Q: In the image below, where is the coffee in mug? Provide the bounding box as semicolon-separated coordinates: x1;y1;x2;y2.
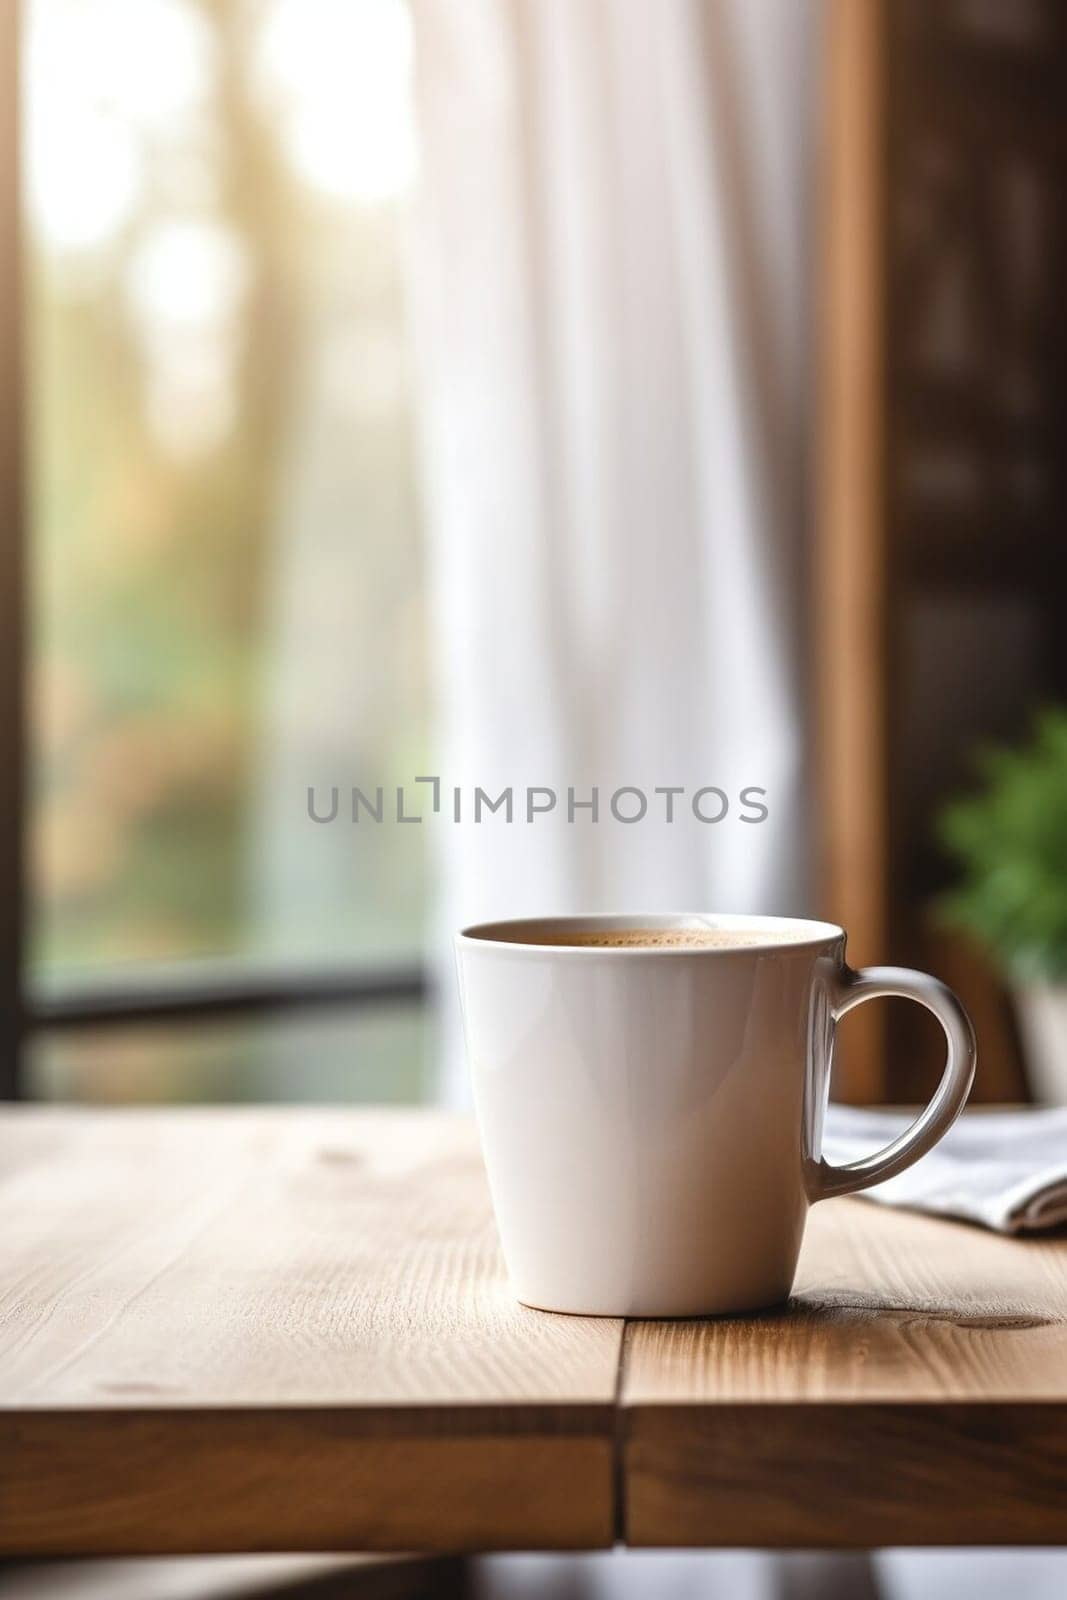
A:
525;926;796;949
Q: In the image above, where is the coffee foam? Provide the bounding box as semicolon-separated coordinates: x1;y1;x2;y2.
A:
530;927;793;950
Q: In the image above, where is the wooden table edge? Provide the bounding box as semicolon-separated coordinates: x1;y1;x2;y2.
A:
621;1399;1067;1548
0;1402;618;1556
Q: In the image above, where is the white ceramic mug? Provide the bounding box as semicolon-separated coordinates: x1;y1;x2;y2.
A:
455;913;976;1317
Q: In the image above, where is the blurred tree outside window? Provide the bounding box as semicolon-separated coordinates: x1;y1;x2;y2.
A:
24;0;430;1096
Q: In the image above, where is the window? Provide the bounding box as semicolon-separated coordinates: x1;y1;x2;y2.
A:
6;0;432;1100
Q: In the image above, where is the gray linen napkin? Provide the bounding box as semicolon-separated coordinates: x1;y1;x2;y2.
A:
822;1104;1067;1233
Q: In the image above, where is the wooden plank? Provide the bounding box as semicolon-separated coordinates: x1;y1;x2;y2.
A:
0;0;25;1099
0;1109;620;1554
813;0;890;1100
622;1196;1067;1547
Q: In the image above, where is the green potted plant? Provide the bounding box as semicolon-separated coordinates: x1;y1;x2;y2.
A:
938;707;1067;1103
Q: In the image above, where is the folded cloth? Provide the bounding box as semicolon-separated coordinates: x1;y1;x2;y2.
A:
822;1104;1067;1233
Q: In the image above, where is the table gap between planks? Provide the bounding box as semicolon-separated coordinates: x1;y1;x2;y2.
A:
3;1107;1067;1555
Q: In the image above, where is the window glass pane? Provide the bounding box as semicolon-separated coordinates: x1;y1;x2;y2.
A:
28;1004;433;1103
26;0;428;977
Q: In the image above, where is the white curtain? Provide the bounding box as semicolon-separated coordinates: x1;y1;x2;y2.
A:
411;0;818;1105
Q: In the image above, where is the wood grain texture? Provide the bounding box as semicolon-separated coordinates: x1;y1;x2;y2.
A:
8;1109;1067;1554
622;1196;1067;1547
0;1108;620;1554
814;0;890;1100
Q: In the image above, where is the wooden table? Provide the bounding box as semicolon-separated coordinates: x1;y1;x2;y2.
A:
3;1107;1067;1555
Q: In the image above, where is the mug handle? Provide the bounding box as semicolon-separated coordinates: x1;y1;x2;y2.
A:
814;965;977;1201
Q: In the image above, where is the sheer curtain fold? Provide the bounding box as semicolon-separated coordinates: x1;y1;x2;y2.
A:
411;0;818;1104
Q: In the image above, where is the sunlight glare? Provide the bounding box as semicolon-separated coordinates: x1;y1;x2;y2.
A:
124;218;249;459
254;0;417;204
25;0;215;253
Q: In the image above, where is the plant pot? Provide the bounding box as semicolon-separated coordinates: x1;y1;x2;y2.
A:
1015;982;1067;1105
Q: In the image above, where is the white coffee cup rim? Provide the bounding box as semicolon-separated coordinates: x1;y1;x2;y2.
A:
457;912;845;954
